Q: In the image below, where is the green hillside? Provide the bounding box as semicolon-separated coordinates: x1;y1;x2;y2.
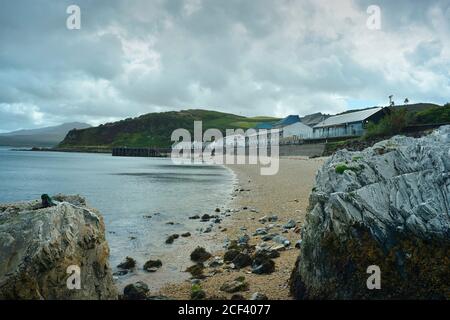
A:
59;109;279;149
413;103;450;124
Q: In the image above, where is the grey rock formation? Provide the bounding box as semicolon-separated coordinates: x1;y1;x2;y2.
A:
0;195;118;300
291;126;450;299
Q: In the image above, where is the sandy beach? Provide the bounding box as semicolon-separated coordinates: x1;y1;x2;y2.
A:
159;157;325;299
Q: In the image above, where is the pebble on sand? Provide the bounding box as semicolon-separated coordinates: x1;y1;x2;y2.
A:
143;259;162;272
117;256;136;270
220;277;249;293
165;234;179;244
190;247;212;263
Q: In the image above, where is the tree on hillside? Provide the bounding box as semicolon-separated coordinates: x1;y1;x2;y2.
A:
389;95;395;107
404;98;409;105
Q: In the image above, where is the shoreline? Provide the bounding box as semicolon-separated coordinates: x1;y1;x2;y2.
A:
9;146;113;154
112;162;238;294
0;146;326;299
157;156;325;299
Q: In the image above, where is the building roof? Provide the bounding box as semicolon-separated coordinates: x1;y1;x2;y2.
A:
313;107;384;128
300;112;329;127
273;115;300;127
283;121;313;130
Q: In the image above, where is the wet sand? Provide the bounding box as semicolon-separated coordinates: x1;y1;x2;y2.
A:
157;157;325;300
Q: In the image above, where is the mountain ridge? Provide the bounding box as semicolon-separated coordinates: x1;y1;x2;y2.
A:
0;122;91;147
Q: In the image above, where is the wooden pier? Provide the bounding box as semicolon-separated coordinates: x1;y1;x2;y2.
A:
112;147;171;157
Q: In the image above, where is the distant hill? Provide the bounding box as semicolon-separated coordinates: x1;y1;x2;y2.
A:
59;110;279;149
0;122;91;147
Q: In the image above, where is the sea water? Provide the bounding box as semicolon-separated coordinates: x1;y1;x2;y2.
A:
0;147;235;282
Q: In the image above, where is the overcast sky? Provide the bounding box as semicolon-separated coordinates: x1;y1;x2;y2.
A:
0;0;449;131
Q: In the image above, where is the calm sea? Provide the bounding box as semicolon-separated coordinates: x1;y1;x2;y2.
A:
0;147;235;271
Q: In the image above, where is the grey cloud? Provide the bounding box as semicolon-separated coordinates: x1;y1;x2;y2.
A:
405;40;443;66
0;0;449;131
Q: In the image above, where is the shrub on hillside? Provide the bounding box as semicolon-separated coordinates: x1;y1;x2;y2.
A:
364;109;411;139
414;105;450;124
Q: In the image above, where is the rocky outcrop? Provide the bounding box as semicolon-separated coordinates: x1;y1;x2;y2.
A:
291;126;450;299
0;195;118;299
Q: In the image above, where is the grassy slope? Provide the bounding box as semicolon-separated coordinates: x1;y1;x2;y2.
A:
389;103;442;114
413;104;450;124
59;109;279;148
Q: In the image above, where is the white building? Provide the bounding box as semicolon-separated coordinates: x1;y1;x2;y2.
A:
313;107;388;139
281;121;313;139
